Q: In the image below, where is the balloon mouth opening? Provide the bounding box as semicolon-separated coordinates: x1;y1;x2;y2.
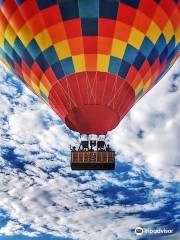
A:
65;104;120;135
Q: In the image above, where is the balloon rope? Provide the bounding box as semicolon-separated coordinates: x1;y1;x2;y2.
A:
58;80;77;110
108;73;119;108
86;72;96;104
85;72;90;104
101;73;108;104
116;85;134;116
107;78;127;107
75;73;83;105
113;81;132;110
66;76;76;109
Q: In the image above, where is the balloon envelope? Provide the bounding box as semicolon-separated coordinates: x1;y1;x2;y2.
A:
0;0;179;134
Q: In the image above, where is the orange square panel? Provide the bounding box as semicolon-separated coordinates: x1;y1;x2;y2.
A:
10;10;26;32
68;37;84;55
153;6;169;30
114;21;131;42
133;10;151;34
22;61;31;76
169;8;180;31
40;74;52;91
45;68;58;85
48;22;66;43
31;62;43;79
27;13;45;36
84;54;97;71
98;37;113;55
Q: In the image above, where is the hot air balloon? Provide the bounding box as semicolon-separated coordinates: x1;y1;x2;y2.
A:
0;0;179;170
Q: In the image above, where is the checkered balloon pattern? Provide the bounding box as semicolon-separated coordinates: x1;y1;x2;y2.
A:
0;0;179;134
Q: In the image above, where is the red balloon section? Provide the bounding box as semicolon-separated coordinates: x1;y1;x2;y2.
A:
0;0;179;134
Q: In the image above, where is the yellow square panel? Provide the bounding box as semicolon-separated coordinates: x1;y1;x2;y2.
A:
4;25;16;46
22;71;31;85
111;39;126;59
128;27;144;49
146;21;161;44
135;81;143;95
17;24;33;47
32;81;40;94
54;40;71;60
163;21;174;43
72;54;85;72
35;29;52;51
40;75;51;91
0;56;11;70
97;54;110;72
143;79;151;92
0;33;5;49
40;82;49;97
175;26;180;44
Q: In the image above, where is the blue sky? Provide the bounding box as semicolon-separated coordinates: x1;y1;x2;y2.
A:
0;60;180;240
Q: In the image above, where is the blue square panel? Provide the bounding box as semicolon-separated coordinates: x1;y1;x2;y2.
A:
140;37;154;58
133;52;146;70
147;47;158;65
40;90;48;102
36;53;49;71
120;0;140;8
155;34;166;55
52;61;65;79
118;60;131;78
36;0;57;10
43;46;59;66
108;56;121;74
13;50;22;66
135;89;143;101
79;0;99;18
167;36;175;56
15;0;26;5
99;0;118;19
61;57;75;75
14;38;26;57
123;44;138;64
5;54;14;68
159;47;168;64
27;39;41;60
81;18;98;36
60;0;79;20
0;0;5;6
0;48;5;59
22;49;33;67
4;40;13;58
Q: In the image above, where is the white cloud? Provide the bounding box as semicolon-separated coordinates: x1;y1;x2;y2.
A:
110;59;180;182
0;167;164;239
0;59;179;240
0;221;23;236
